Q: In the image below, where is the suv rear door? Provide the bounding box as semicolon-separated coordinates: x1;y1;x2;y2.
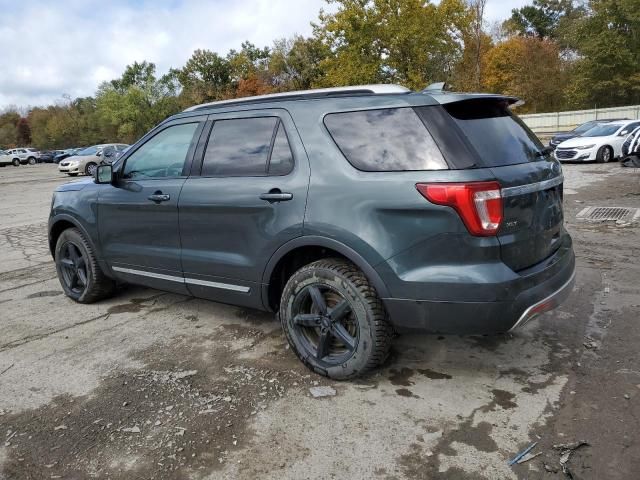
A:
178;109;310;309
432;98;566;271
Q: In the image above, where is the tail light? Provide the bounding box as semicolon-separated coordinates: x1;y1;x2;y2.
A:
416;181;503;236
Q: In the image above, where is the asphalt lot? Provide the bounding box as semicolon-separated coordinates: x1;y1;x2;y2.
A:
0;163;639;480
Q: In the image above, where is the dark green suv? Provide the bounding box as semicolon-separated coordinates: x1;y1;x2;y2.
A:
48;85;575;379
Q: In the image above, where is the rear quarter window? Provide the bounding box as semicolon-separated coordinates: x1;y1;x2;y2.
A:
324;107;447;171
441;99;547;167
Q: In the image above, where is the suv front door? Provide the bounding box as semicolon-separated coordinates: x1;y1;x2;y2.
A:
179;110;310;309
98;117;205;294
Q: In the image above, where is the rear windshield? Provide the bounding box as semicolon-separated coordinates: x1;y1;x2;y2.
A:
443;99;547;167
324;107;447;171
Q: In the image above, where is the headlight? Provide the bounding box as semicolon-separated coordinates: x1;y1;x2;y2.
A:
575;144;595;150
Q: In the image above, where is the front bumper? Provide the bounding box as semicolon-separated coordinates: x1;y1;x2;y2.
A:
379;236;576;334
554;148;597;162
59;164;80;173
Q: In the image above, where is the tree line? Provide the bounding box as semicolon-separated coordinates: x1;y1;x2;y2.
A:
1;0;638;150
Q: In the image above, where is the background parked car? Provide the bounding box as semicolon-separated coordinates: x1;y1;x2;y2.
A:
38;150;64;163
554;120;640;162
98;144;129;165
0;150;15;166
5;148;40;165
548;118;629;149
58;144;128;176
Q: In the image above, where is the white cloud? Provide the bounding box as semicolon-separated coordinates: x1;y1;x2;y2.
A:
0;0;523;108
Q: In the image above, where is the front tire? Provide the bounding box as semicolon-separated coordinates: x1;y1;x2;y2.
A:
596;145;613;163
12;159;19;167
85;162;97;176
55;228;115;303
280;258;392;379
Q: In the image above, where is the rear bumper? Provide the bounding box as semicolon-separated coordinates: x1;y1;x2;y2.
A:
508;268;575;331
379;236;576;334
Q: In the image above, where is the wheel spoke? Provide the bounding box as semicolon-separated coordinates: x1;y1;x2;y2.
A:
69;272;79;290
293;313;322;327
316;329;331;360
307;286;327;315
329;299;351;321
60;258;74;267
330;323;356;351
67;244;80;264
77;267;88;287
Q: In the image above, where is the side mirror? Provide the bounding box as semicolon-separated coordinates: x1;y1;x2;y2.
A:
96;151;102;157
95;164;113;184
620;130;629;136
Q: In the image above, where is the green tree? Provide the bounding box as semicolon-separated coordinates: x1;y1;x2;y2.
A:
269;36;329;90
0;110;20;148
96;62;181;143
175;49;231;104
504;0;581;39
483;36;566;113
565;0;640;108
313;0;473;90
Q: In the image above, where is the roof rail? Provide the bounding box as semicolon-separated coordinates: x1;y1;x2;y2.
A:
183;84;411;112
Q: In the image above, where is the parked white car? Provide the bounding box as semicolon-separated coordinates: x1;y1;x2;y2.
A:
4;148;40;165
554;120;640;163
0;150;16;166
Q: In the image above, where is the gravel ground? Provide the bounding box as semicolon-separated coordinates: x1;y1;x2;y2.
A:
0;162;639;480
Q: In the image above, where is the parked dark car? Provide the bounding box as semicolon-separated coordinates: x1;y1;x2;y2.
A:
48;85;575;379
54;148;81;164
38;150;64;163
549;119;629;149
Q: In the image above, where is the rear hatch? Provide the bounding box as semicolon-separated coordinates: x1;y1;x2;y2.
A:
436;98;564;272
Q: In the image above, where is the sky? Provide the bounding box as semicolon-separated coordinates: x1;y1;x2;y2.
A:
0;0;529;109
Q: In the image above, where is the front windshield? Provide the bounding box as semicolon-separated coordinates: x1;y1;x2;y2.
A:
573;122;597;134
77;146;98;156
581;124;621;137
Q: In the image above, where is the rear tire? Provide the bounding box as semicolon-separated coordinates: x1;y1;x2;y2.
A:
280;258;393;379
596;145;613;163
55;228;115;303
27;157;36;165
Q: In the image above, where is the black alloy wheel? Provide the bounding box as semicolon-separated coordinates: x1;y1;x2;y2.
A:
280;258;392;379
54;228;115;303
291;284;358;364
58;241;89;295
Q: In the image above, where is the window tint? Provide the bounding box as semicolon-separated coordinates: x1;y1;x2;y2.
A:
268;123;294;175
123;122;198;179
324;108;447;171
203;117;278;176
442;99;546;167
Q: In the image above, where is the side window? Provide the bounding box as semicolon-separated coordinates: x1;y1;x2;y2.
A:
267;122;294;175
123;123;199;179
202;117;278;176
324;108;447;171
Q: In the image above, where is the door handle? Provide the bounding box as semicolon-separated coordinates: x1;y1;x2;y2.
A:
260;189;293;202
148;192;170;203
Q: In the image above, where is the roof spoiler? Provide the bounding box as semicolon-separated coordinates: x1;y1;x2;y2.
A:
422;82;447;92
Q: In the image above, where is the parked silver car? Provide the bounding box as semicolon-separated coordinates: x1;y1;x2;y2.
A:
58;144;128;176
